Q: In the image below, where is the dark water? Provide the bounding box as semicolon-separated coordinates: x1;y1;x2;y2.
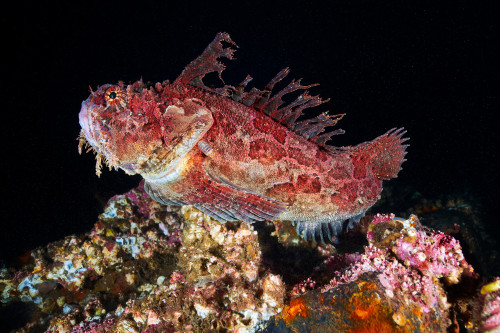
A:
2;1;498;273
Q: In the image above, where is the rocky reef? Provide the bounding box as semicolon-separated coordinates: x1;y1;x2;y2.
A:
1;183;498;332
264;214;477;332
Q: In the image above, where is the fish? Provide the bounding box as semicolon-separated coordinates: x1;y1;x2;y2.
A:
78;32;408;243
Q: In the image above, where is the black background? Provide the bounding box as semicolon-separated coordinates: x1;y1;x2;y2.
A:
2;1;499;264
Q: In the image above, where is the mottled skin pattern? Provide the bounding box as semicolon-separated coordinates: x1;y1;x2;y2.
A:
79;33;407;243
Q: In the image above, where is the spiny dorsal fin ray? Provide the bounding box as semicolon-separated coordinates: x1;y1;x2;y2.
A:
230;75;253;102
254;68;291;110
180;33;345;147
174;32;237;90
291;112;345;139
311;129;346;145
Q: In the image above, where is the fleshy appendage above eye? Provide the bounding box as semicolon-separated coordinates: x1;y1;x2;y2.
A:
104;85;126;107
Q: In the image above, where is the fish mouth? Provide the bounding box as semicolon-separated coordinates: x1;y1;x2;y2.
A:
78;98;155;176
78;92;170;176
78;99;121;176
78;100;100;151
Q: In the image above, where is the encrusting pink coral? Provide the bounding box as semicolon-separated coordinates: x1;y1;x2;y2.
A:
290;278;316;298
322;215;474;311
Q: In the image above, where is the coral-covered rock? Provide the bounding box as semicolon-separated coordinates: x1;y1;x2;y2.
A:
374;185;500;278
265;273;447;332
176;206;285;331
1;188;494;333
264;214;477;332
1;184;182;332
1;186;285;332
368;214;473;285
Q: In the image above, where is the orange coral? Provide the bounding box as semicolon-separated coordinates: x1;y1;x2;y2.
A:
281;297;308;323
336;281;409;333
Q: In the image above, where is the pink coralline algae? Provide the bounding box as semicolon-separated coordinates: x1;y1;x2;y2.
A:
290;278;316;298
322;214;474;302
371;214;473;284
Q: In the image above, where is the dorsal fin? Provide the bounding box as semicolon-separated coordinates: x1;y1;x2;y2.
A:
174;32;236;95
176;32;345;148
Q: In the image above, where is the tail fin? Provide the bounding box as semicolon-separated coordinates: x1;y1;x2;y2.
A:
350;128;409;180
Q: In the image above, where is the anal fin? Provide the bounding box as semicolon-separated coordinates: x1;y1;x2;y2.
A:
295;220;342;244
295;212;365;244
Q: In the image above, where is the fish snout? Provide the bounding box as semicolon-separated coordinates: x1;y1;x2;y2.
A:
78;100;100;149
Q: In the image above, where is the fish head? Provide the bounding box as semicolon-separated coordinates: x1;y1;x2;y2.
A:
78;80;171;176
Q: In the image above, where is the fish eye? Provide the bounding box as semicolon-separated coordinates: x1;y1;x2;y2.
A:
104;86;125;106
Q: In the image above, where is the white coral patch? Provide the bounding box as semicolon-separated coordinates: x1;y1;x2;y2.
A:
194;303;216;318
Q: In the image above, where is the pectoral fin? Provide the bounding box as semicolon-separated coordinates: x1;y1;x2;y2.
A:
144;155;287;223
144;181;186;206
183;166;287;223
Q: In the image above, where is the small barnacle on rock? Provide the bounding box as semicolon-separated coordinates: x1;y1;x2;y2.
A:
114;317;140;333
367;213;405;248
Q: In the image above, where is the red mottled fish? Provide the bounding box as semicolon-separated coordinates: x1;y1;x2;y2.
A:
78;33;408;243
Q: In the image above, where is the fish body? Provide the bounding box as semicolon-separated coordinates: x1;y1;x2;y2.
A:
78;33;408;243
